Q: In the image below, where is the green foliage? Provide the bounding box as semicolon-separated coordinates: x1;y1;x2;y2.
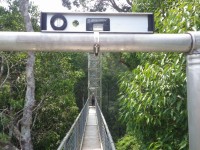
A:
0;2;84;149
118;0;200;149
0;133;9;142
101;53;128;140
0;0;39;32
116;134;144;150
0;112;10;132
119;53;188;149
154;1;200;33
0;0;25;31
32;52;83;149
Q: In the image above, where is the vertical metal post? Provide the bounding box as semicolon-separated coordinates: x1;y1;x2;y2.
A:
88;53;102;107
187;54;200;150
82;96;84;108
88;26;103;107
187;32;200;150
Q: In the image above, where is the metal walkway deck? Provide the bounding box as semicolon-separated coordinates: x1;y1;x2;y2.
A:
82;106;102;150
57;99;115;150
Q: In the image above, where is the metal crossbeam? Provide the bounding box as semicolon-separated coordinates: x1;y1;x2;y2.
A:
0;32;197;52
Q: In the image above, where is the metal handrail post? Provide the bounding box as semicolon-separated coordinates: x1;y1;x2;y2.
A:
78;118;81;148
187;54;200;150
186;32;200;150
74;131;76;149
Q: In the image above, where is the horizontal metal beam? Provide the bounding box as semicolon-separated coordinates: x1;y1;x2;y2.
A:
0;32;198;52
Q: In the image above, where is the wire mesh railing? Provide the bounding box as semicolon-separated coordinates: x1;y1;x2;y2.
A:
96;99;116;150
57;98;89;150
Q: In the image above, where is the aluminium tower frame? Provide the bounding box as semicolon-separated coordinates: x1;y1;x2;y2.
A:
0;32;200;150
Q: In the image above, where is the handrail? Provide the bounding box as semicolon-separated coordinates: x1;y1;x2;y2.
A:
96;99;116;150
57;98;89;150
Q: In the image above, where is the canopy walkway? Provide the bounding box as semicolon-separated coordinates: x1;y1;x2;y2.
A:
57;98;115;150
1;13;200;149
57;30;112;149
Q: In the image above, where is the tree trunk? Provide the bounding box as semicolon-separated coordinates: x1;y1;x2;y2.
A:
19;0;35;149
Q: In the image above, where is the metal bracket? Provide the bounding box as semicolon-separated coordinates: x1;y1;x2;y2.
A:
93;31;100;56
93;43;100;56
188;32;200;54
93;25;103;56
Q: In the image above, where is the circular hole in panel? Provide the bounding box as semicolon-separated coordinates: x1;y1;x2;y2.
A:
54;18;64;28
72;20;79;27
50;14;67;30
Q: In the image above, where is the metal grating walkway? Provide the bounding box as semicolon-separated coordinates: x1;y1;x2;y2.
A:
81;106;102;150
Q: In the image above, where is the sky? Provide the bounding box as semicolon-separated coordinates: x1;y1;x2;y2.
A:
31;0;115;12
0;0;123;12
31;0;68;12
0;0;69;12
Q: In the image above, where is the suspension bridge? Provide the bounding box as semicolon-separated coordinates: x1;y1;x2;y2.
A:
56;49;114;149
57;98;115;150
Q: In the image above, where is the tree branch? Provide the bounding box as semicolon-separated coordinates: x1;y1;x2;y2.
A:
12;125;21;141
0;56;10;88
0;55;3;79
31;98;45;129
126;0;132;6
109;0;124;12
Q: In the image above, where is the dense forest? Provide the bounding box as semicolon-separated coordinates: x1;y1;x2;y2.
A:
0;0;200;149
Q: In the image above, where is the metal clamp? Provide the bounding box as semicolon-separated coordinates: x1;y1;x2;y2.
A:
93;31;100;56
188;32;200;54
93;25;103;56
93;43;100;56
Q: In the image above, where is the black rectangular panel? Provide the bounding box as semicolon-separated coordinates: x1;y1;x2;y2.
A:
148;14;154;32
86;18;110;31
40;13;47;31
